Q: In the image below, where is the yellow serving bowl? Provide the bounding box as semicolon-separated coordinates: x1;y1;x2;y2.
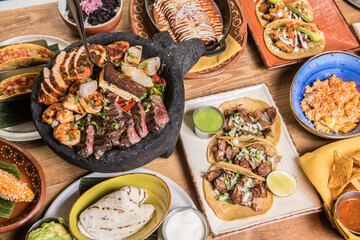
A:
68;173;171;240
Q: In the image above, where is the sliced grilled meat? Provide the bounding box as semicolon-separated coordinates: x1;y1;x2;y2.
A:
118;118;142;148
214;177;227;194
204;169;223;182
60;48;78;86
89;44;108;67
230;185;243;205
143;95;169;132
259;2;271;13
75;117;95;158
132;102;149;138
106;41;130;64
251;182;267;198
213;139;226;161
256;162;272;177
252;199;261;212
254;106;277;128
100;63;147;100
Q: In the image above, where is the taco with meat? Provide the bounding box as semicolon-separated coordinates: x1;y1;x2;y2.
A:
203;162;273;221
216;97;281;145
256;0;314;27
0;72;38;101
207;138;282;177
0;43;54;71
264;19;325;60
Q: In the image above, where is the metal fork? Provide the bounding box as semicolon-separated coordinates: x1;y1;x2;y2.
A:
67;0;103;74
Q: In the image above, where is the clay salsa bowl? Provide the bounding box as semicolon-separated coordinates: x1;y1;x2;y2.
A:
58;0;124;36
31;32;205;172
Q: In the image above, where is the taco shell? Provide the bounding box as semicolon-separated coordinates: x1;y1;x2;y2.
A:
0;72;39;101
207;137;280;171
0;43;54;71
264;19;325;60
216;97;281;145
256;0;314;27
203;162;273;221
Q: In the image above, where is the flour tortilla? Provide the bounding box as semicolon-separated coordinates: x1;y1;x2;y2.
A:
256;0;314;27
0;44;54;71
203;162;273;221
216;97;281;145
78;186;155;240
207;137;281;171
264;19;325;60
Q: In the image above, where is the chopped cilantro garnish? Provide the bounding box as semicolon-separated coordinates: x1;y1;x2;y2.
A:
269;133;274;138
111;122;120;130
74;95;79;105
127;52;135;59
96;112;107;119
90;121;99;130
87;99;96;106
258;117;269;123
68;132;73;141
138;61;148;69
266;162;271;166
80;60;90;69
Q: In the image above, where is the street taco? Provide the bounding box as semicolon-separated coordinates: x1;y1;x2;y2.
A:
264;19;325;60
203;162;273;221
0;43;54;71
256;0;314;27
216;97;281;145
207;137;282;177
0;72;38;101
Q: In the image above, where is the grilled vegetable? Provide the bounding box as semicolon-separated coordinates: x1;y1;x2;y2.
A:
0;168;34;202
0;162;20;218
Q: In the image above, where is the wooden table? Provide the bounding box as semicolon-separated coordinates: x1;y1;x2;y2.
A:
0;1;359;239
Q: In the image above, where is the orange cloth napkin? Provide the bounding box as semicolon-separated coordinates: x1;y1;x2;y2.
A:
298;137;360;239
188;35;242;73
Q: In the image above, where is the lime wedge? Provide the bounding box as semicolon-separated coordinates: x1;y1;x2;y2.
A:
266;171;297;197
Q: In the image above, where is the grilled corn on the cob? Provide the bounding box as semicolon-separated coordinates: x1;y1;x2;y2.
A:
0;169;34;202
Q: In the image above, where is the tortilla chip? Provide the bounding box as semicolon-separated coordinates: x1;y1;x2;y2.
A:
351;150;360;167
339;183;358;196
350;174;360;191
328;151;353;200
352;166;360;176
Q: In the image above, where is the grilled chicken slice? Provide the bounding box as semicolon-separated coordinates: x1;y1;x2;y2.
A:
106;41;130;64
60;48;78;85
42;67;64;99
70;46;93;80
89;44;108;67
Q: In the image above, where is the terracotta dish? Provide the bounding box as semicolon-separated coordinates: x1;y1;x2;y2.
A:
129;0;248;79
240;0;360;69
0;137;46;233
58;0;124;36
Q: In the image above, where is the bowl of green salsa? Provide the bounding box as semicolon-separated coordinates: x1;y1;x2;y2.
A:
193;106;224;139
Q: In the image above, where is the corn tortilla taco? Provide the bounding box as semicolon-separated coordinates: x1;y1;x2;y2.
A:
0;72;38;101
203;162;273;221
216;97;281;145
256;0;314;27
0;43;54;71
207;137;282;177
264;19;325;60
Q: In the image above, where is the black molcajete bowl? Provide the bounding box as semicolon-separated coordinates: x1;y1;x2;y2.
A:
31;31;205;172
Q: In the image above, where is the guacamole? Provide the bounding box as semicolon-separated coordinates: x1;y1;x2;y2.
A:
26;217;73;240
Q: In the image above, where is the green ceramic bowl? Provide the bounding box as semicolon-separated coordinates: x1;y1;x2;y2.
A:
68;173;171;240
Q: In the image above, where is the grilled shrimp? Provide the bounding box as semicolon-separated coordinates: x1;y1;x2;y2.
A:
63;94;84;114
55;108;74;124
53;123;80;147
42;103;62;124
79;91;103;114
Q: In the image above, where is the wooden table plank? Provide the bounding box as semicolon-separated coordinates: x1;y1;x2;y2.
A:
0;0;359;239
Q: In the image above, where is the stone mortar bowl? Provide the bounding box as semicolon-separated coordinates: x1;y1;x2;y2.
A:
31;31;205;172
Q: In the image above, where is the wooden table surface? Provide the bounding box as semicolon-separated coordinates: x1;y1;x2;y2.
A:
0;1;359;239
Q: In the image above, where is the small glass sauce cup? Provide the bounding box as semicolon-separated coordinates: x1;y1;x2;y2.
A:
192;105;224;139
162;207;209;240
335;191;360;235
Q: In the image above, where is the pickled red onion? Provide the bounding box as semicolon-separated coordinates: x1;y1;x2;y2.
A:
80;0;103;15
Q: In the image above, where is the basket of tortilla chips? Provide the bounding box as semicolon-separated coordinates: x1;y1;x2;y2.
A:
298;137;360;239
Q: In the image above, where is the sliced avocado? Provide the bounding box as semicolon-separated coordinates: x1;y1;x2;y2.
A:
295;27;322;42
267;0;283;5
286;5;313;23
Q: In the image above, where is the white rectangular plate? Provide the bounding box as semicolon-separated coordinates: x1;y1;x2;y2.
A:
180;84;322;237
